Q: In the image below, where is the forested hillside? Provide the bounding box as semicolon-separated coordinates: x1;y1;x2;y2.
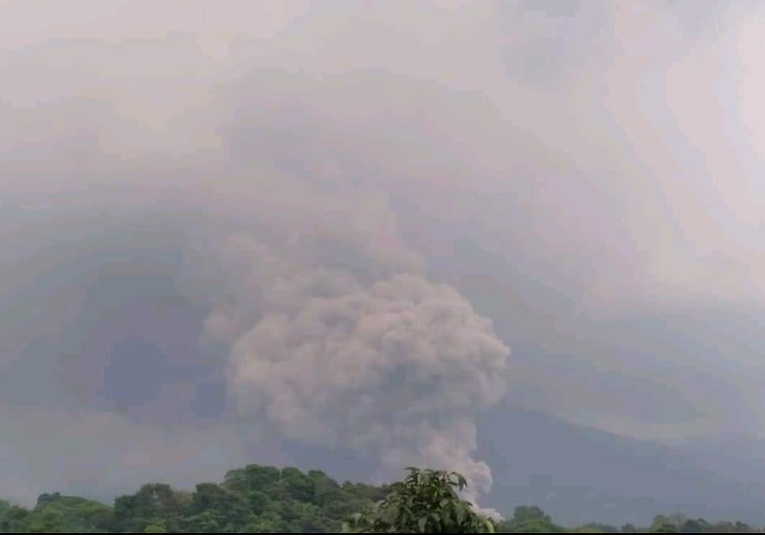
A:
0;464;760;533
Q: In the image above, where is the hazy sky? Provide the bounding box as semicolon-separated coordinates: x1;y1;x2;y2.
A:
1;0;765;506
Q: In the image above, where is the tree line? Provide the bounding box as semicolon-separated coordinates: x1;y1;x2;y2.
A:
0;464;760;533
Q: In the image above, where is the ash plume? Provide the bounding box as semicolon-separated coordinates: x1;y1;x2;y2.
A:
183;194;511;510
7;0;763;508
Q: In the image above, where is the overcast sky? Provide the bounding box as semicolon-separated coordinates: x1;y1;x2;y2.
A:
1;0;764;506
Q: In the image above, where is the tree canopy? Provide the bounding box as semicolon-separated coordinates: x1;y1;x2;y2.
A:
0;464;761;533
343;467;495;533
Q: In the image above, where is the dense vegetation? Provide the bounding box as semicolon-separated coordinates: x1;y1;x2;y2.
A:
0;463;761;533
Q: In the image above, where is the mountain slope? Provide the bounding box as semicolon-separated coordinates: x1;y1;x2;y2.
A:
477;407;765;526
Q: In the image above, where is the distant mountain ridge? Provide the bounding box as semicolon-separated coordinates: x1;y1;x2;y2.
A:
16;406;765;529
477;406;765;526
269;406;765;527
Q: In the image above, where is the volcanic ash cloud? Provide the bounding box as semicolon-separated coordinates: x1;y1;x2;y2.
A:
197;229;510;508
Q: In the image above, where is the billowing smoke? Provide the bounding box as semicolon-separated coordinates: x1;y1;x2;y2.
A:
0;0;518;504
10;0;765;509
179;178;510;510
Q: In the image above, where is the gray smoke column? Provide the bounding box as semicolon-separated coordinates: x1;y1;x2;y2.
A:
188;188;510;511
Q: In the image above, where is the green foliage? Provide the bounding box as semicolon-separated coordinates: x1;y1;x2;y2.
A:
574;523;619;533
0;493;112;533
345;467;496;533
111;484;188;533
143;521;168;533
0;465;762;533
0;502;30;533
495;505;565;533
